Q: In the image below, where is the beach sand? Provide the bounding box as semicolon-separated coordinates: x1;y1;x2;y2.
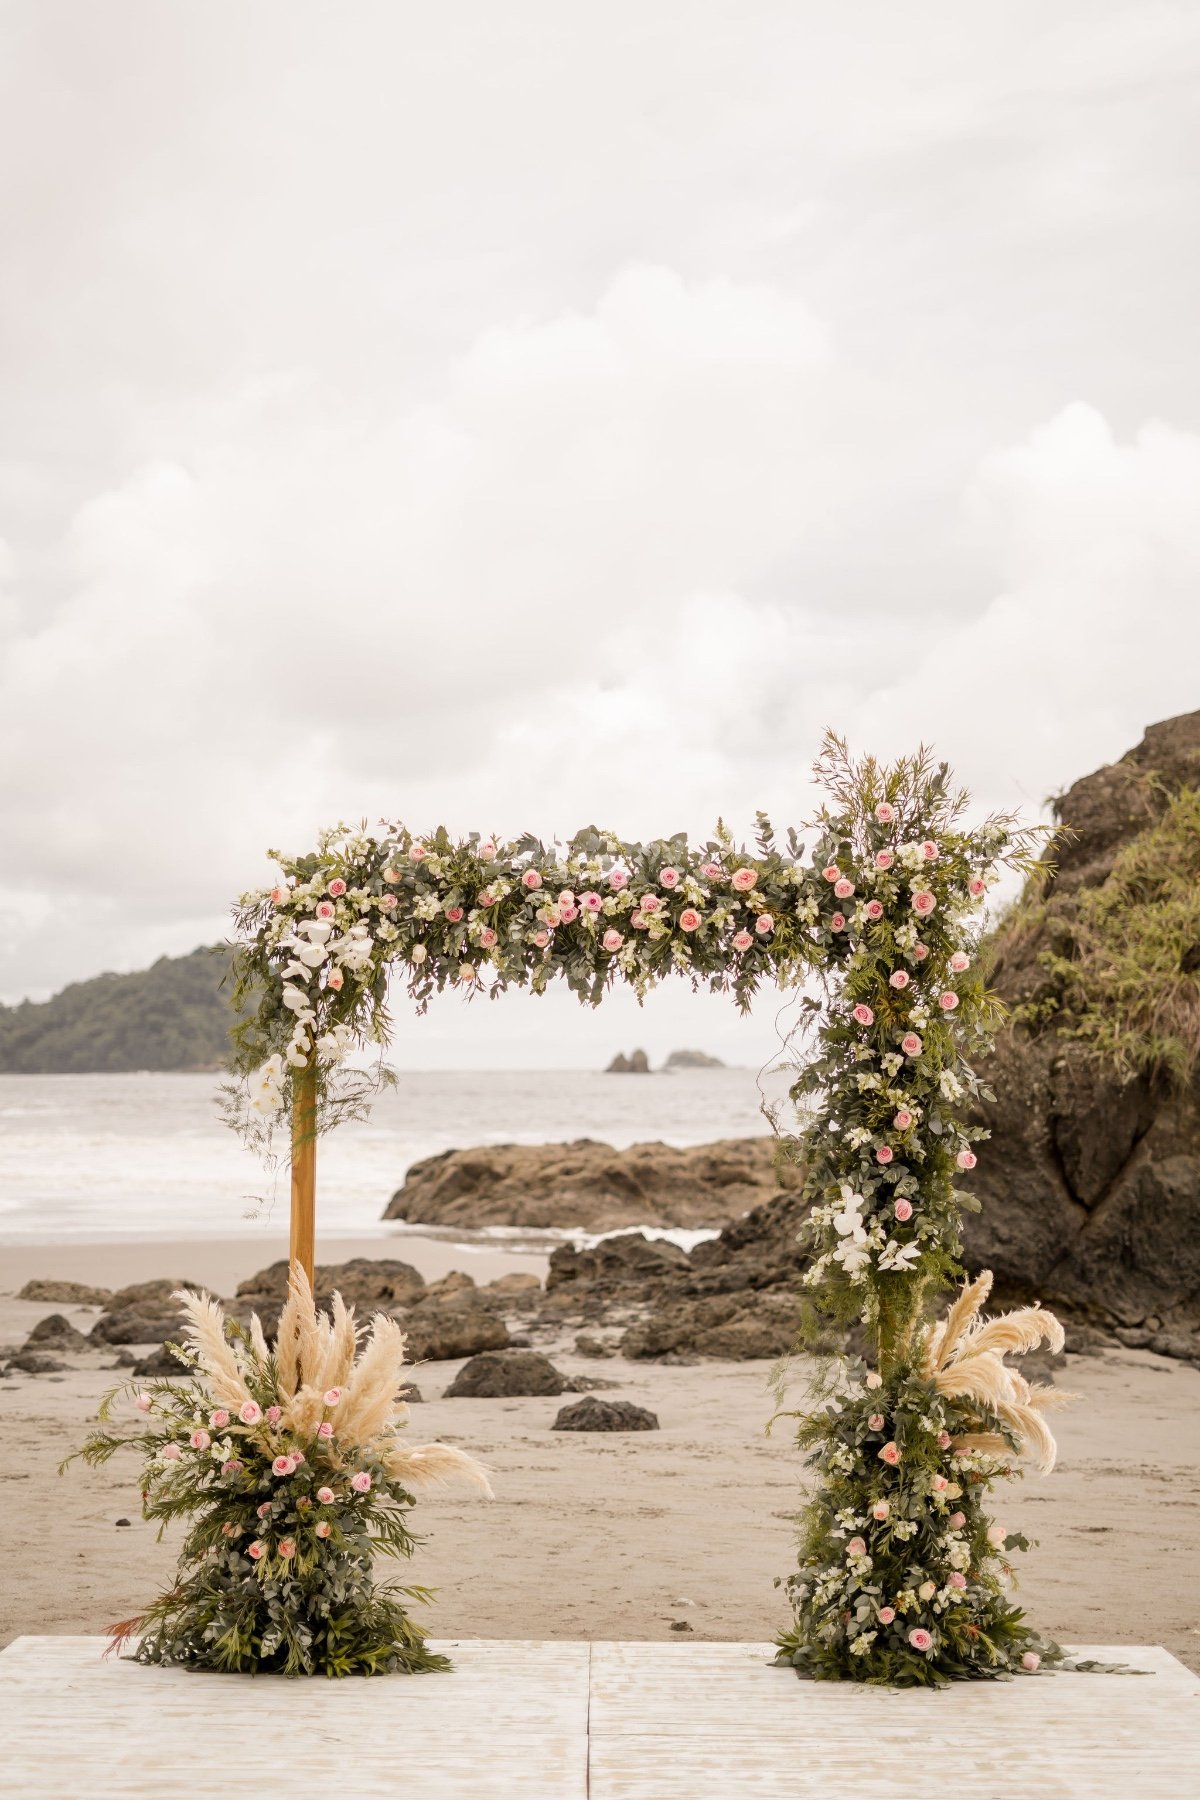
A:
2;1236;1198;1670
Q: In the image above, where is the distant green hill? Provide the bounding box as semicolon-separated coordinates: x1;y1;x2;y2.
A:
0;946;239;1073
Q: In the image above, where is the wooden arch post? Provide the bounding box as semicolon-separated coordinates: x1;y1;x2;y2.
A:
289;1065;317;1286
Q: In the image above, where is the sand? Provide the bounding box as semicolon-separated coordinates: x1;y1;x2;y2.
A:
2;1235;1198;1670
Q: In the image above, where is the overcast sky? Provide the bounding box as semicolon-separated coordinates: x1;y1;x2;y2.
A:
2;1;1199;1067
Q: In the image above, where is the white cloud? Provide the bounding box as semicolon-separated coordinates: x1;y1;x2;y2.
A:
1;4;1198;1070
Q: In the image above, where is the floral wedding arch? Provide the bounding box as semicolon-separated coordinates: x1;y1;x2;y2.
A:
76;736;1070;1686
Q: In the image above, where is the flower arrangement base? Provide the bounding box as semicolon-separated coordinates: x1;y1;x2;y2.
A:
67;1272;491;1679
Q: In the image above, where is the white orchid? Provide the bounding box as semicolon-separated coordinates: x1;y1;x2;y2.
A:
878;1238;922;1273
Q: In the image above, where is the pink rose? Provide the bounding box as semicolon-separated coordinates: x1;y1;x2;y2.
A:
868;1414;885;1430
315;1521;332;1539
521;869;543;891
732;930;753;952
876;1145;894;1165
949;951;970;973
278;1538;296;1558
921;841;939;862
458;963;476;983
701;862;722;879
987;1524;1008;1548
189;1429;211;1451
608;868;629;890
969;876;987;897
822;865;840;883
908;1628;933;1652
326;968;345;990
271;886;289;905
409;844;426;862
846;1537;867;1558
659;867;680;888
901;1032;923;1057
640;894;662;914
948;1572;967;1589
272;1456;294;1477
956;1149;977;1170
559;905;578;923
478;890;496;907
865;1371;882;1390
939;990;959;1011
875;803;895;824
602;929;622;952
239;1401;262;1425
865;899;884;921
378;893;398;910
478;842;497;862
754;914;773;935
834;878;855;899
133;1393;152;1413
327;878;347;897
830;912;846;931
350;1472;372;1494
872;1499;890;1521
932;1474;948;1492
257;1501;272;1517
266;1406;282;1425
315;901;335;921
852;1003;875;1026
732;867;758;892
889;969;910;989
949;1511;966;1530
894;1198;913;1222
937;1431;952;1449
445;905;464;923
581;891;602;912
878;1442;900;1466
893;1108;913;1130
161;1442;181;1461
382;866;401;883
317;1421;334;1439
248;1540;265;1560
913;942;929;961
911;890;936;916
479;927;497;949
220;1460;242;1476
558;889;576;909
875;850;894;870
877;1606;896;1624
317;1486;335;1504
292;1450;305;1465
631;912;647;930
679;909;702;932
1022;1651;1041;1671
533;930;550;948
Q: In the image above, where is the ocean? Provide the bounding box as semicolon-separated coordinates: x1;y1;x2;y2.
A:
0;1066;794;1250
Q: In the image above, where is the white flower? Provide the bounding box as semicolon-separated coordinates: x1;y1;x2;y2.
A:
281;984;315;1018
877;1239;922;1273
410;944;428;965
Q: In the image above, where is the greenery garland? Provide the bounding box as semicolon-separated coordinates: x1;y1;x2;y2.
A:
87;731;1067;1685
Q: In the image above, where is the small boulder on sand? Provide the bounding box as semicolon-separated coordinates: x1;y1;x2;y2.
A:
445;1349;567;1398
25;1314;90;1352
552;1396;659;1432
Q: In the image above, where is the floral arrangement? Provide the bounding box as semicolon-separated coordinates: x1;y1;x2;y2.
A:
215;731;1073;1687
67;1270;490;1677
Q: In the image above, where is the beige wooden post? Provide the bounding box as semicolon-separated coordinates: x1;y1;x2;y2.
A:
289;1065;318;1286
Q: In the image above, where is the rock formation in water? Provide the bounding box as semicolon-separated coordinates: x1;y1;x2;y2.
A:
606;1048;651;1073
382;1136;789;1233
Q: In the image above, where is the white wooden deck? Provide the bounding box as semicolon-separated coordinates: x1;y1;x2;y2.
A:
0;1637;1195;1799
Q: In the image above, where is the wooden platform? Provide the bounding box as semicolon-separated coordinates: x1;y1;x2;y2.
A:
1;1637;1195;1798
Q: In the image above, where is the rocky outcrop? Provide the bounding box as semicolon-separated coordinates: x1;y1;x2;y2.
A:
236;1258;426;1311
18;1279;111;1307
663;1049;725;1070
401;1305;510;1363
384;1137;795;1233
964;711;1200;1333
606;1049;650;1073
25;1314;89;1351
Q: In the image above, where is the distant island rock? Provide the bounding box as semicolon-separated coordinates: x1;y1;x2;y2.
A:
663;1049;726;1070
606;1048;650;1073
0;945;245;1074
383;1136;791;1233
